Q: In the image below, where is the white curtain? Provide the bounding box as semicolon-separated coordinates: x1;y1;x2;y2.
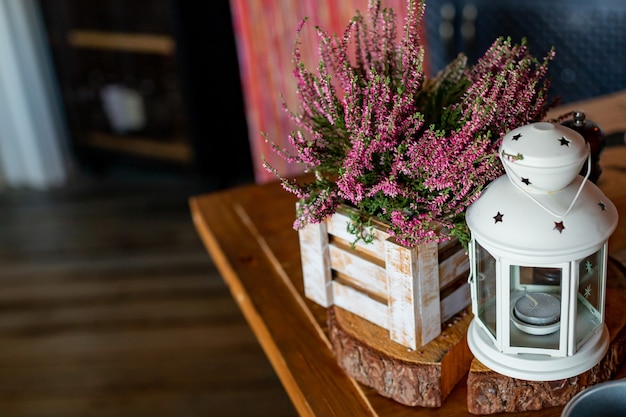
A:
0;0;71;189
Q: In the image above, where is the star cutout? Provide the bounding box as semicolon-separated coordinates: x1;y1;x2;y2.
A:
554;221;565;233
559;136;571;146
584;284;592;298
585;260;593;273
521;177;532;185
598;201;606;211
493;212;504;223
512;133;522;141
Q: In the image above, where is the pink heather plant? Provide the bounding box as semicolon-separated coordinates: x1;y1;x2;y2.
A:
262;0;556;248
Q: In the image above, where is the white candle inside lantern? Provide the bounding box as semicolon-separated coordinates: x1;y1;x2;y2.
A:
514;293;561;325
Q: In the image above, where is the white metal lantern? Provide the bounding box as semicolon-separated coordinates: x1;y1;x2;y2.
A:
465;122;619;381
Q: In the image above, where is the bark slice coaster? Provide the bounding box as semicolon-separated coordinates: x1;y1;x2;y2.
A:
328;305;473;407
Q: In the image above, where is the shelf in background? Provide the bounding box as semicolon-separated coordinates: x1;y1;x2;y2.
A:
82;131;193;164
68;30;175;54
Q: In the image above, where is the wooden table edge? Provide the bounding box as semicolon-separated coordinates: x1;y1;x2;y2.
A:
189;193;378;417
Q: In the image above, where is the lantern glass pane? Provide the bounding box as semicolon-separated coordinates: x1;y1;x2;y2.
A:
475;242;496;337
575;248;604;347
510;265;562;350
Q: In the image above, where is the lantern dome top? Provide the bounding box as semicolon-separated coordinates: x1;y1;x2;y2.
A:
500;122;588;193
466;175;618;261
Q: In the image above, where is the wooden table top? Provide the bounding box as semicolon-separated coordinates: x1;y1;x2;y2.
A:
190;90;626;417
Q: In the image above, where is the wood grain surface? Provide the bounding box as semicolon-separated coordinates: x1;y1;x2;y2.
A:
0;173;296;417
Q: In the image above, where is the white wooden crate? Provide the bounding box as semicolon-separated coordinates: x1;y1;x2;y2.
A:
298;205;470;349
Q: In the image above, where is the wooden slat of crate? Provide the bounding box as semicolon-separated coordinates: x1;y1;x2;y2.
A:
328;244;387;297
442;282;471;323
325;208;390;255
332;281;389;329
386;240;441;348
439;246;470;287
299;220;332;307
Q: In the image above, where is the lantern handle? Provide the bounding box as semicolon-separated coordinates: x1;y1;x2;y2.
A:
504;147;591;220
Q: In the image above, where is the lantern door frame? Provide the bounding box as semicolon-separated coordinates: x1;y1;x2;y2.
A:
499;259;570;357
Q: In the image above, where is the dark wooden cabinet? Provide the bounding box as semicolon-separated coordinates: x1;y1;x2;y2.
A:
39;1;253;186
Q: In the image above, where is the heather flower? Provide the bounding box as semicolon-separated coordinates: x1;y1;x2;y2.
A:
262;0;556;248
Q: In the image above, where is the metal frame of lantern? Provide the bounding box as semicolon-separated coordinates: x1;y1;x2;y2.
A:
465;122;619;381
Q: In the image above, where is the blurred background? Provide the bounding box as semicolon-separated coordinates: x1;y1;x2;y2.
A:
0;0;625;416
3;0;625;191
14;0;254;192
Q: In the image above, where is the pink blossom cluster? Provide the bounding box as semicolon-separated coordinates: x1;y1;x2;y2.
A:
263;0;556;248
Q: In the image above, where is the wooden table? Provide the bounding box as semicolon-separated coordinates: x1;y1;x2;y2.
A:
190;90;626;417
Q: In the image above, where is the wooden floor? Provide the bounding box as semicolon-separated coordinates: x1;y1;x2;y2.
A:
0;169;298;417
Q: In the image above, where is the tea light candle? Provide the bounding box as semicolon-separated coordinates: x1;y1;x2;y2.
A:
514;293;561;326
